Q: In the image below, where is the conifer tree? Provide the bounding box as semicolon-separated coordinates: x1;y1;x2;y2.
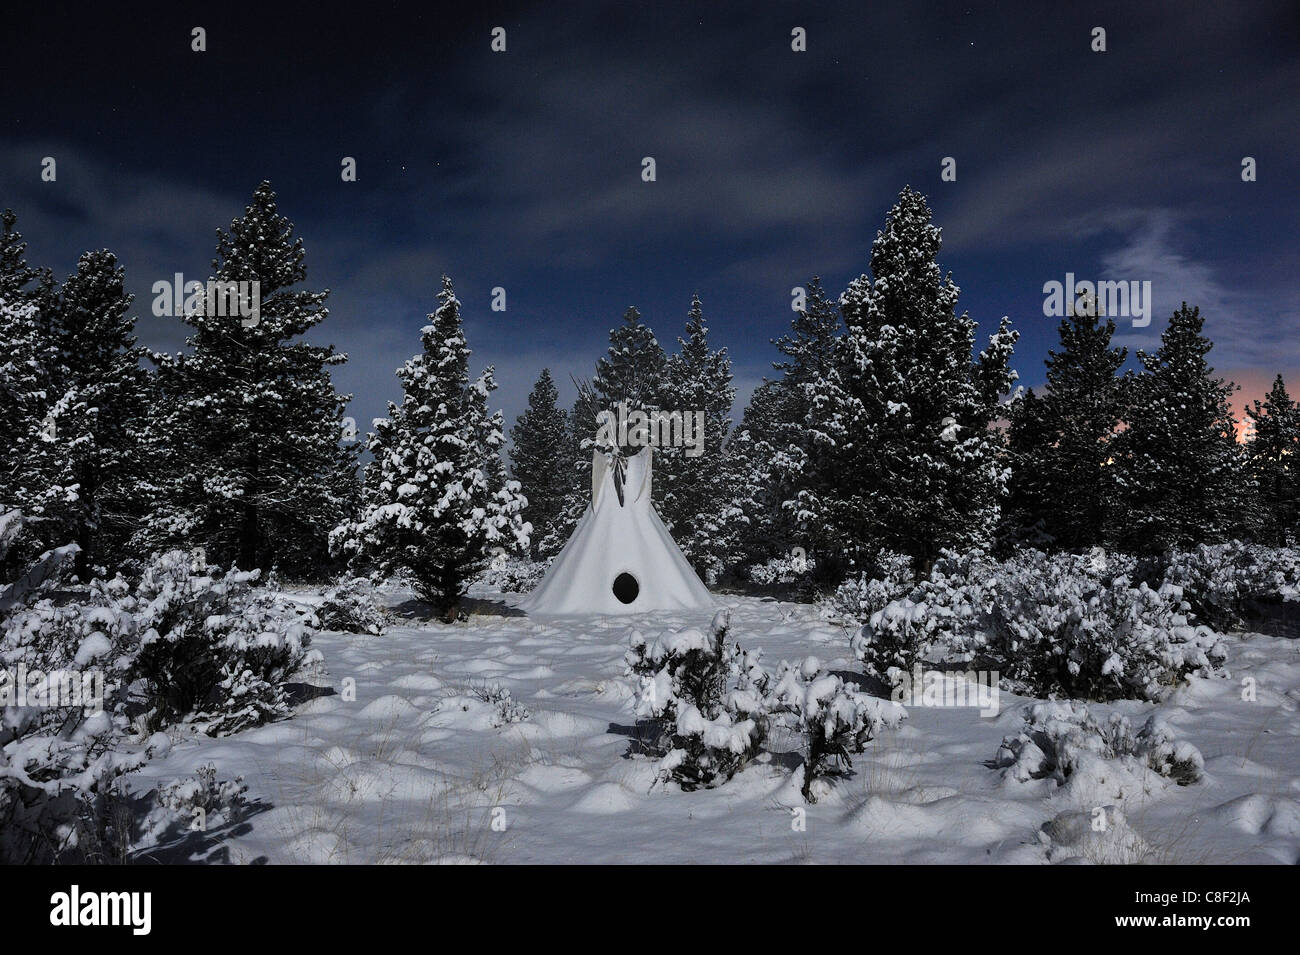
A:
509;369;571;559
0;293;47;519
736;277;843;569
333;277;529;620
0;210;51;304
1003;309;1127;551
591;305;668;450
140;182;357;573
1245;374;1300;545
536;385;595;557
32;251;153;574
806;187;1017;576
1107;303;1243;554
0;212;62;566
658;295;737;579
729;379;789;567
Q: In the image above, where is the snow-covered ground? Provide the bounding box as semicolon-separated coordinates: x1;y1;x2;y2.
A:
130;584;1300;864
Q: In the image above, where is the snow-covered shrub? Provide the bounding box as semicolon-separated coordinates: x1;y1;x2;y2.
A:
769;656;907;802
995;701;1204;787
471;681;531;727
138;764;249;852
1037;805;1152;865
821;551;914;623
851;598;937;684
317;576;387;634
850;549;998;684
625;609;770;789
0;536;158;862
156;764;247;821
858;549;1227;701
1162;541;1300;631
478;555;547;594
747;553;816;588
128;550;320;736
656;704;766;791
975;551;1227;701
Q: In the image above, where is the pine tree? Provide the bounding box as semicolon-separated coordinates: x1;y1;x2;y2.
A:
0;212;62;568
1000;388;1054;549
509;369;571;559
729;379;790;566
1003;309;1127;551
1107;303;1243;554
807;187;1017;576
546;306;672;552
0;212;55;463
333;277;529;620
0;210;49;303
0;293;47;519
536;384;596;557
591;305;668;449
657;295;737;580
1245;374;1300;545
734;278;843;570
29;251;153;575
139;182;357;573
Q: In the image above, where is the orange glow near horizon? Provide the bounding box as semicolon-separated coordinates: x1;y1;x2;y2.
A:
1224;367;1300;444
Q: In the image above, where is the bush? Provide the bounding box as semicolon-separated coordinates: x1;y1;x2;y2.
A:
822;551;914;623
156;764;247;821
317;576;387;634
850;549;994;684
470;681;531;727
855;549;1229;701
478;555;547;594
625;609;770;790
995;701;1204;787
747;553;816;588
1162;541;1300;631
977;552;1227;701
852;598;937;684
128;551;320;736
769;656;907;802
0;533;156;863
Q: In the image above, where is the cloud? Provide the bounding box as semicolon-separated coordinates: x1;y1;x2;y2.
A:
1099;211;1300;371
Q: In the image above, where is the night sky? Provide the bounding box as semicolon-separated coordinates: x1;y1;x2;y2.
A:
4;0;1298;443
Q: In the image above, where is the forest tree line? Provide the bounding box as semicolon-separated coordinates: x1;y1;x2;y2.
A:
3;184;1297;616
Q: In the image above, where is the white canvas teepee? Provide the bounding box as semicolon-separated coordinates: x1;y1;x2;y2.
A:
521;447;714;615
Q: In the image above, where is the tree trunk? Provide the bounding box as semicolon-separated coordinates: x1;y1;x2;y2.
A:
239;444;259;570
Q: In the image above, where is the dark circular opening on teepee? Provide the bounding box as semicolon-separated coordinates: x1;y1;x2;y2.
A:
612;572;640;604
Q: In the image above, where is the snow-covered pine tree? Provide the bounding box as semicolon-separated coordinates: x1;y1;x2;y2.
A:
536;386;591;556
332;277;529;621
657;295;737;580
0;210;54;306
0;297;50;579
806;187;1017;577
732;278;843;573
1244;374;1299;545
1000;387;1054;550
138;182;357;574
1107;303;1244;554
728;380;787;569
591;305;668;447
0;211;63;568
509;368;571;559
29;251;153;576
0;294;46;501
1003;308;1127;552
545;307;672;551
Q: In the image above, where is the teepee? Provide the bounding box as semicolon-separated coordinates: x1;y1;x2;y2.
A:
521;447;714;615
